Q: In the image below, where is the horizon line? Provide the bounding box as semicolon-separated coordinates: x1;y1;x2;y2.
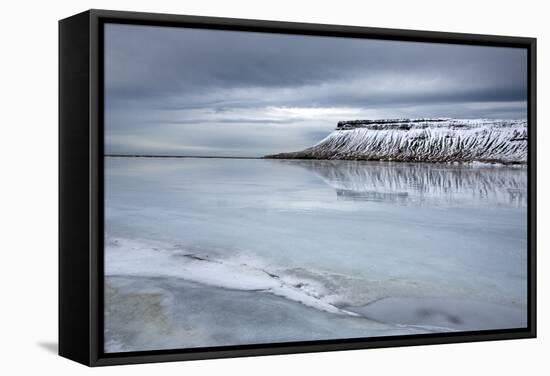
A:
105;154;263;159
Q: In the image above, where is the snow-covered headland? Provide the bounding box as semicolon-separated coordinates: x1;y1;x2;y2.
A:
266;118;527;164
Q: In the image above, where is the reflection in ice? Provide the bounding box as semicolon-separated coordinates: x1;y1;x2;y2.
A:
282;160;527;207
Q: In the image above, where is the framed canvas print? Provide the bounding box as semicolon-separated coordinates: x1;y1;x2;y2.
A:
59;9;537;366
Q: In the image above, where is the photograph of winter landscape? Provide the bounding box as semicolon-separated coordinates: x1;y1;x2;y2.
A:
103;23;528;353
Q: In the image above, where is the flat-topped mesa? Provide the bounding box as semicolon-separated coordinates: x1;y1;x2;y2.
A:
336;118;450;130
265;118;528;164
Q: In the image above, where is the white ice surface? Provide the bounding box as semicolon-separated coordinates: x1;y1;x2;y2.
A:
104;158;528;350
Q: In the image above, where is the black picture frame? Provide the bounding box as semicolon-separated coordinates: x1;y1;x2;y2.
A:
59;9;537;367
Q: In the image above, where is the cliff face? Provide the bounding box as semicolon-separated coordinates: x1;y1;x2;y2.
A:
265;119;528;164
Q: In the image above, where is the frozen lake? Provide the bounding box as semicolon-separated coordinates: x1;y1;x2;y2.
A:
104;157;528;352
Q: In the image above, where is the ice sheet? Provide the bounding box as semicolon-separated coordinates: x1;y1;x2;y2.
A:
104;157;528;352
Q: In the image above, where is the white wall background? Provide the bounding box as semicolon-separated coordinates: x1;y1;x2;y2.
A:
0;0;546;374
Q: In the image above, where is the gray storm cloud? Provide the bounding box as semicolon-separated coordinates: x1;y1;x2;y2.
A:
104;23;528;157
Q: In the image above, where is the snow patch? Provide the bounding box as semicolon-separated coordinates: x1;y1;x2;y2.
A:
105;238;359;317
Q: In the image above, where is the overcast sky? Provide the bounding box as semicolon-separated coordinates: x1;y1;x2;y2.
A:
104;23;528;157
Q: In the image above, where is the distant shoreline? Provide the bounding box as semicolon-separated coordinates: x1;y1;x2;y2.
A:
105;154;260;159
104;154;526;166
